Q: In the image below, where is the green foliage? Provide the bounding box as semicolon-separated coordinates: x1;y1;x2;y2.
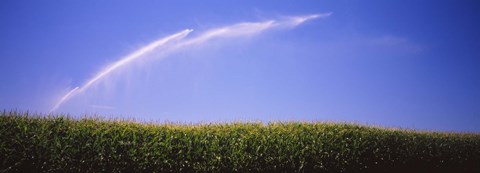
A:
1;111;479;172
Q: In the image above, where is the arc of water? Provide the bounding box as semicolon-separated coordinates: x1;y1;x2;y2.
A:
50;13;331;113
49;29;193;113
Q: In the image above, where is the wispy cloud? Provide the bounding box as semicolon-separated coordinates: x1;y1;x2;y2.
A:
50;13;331;112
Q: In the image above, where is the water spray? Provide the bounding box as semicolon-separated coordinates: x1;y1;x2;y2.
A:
49;29;193;113
49;86;79;113
50;13;330;113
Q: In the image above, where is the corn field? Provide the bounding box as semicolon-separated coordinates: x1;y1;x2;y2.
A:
1;111;479;172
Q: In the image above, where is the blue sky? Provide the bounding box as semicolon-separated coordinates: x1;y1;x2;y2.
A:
1;0;479;131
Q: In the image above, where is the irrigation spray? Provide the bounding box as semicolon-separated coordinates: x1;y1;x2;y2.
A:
50;13;330;113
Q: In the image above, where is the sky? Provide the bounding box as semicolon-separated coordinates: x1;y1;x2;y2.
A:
1;0;479;132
